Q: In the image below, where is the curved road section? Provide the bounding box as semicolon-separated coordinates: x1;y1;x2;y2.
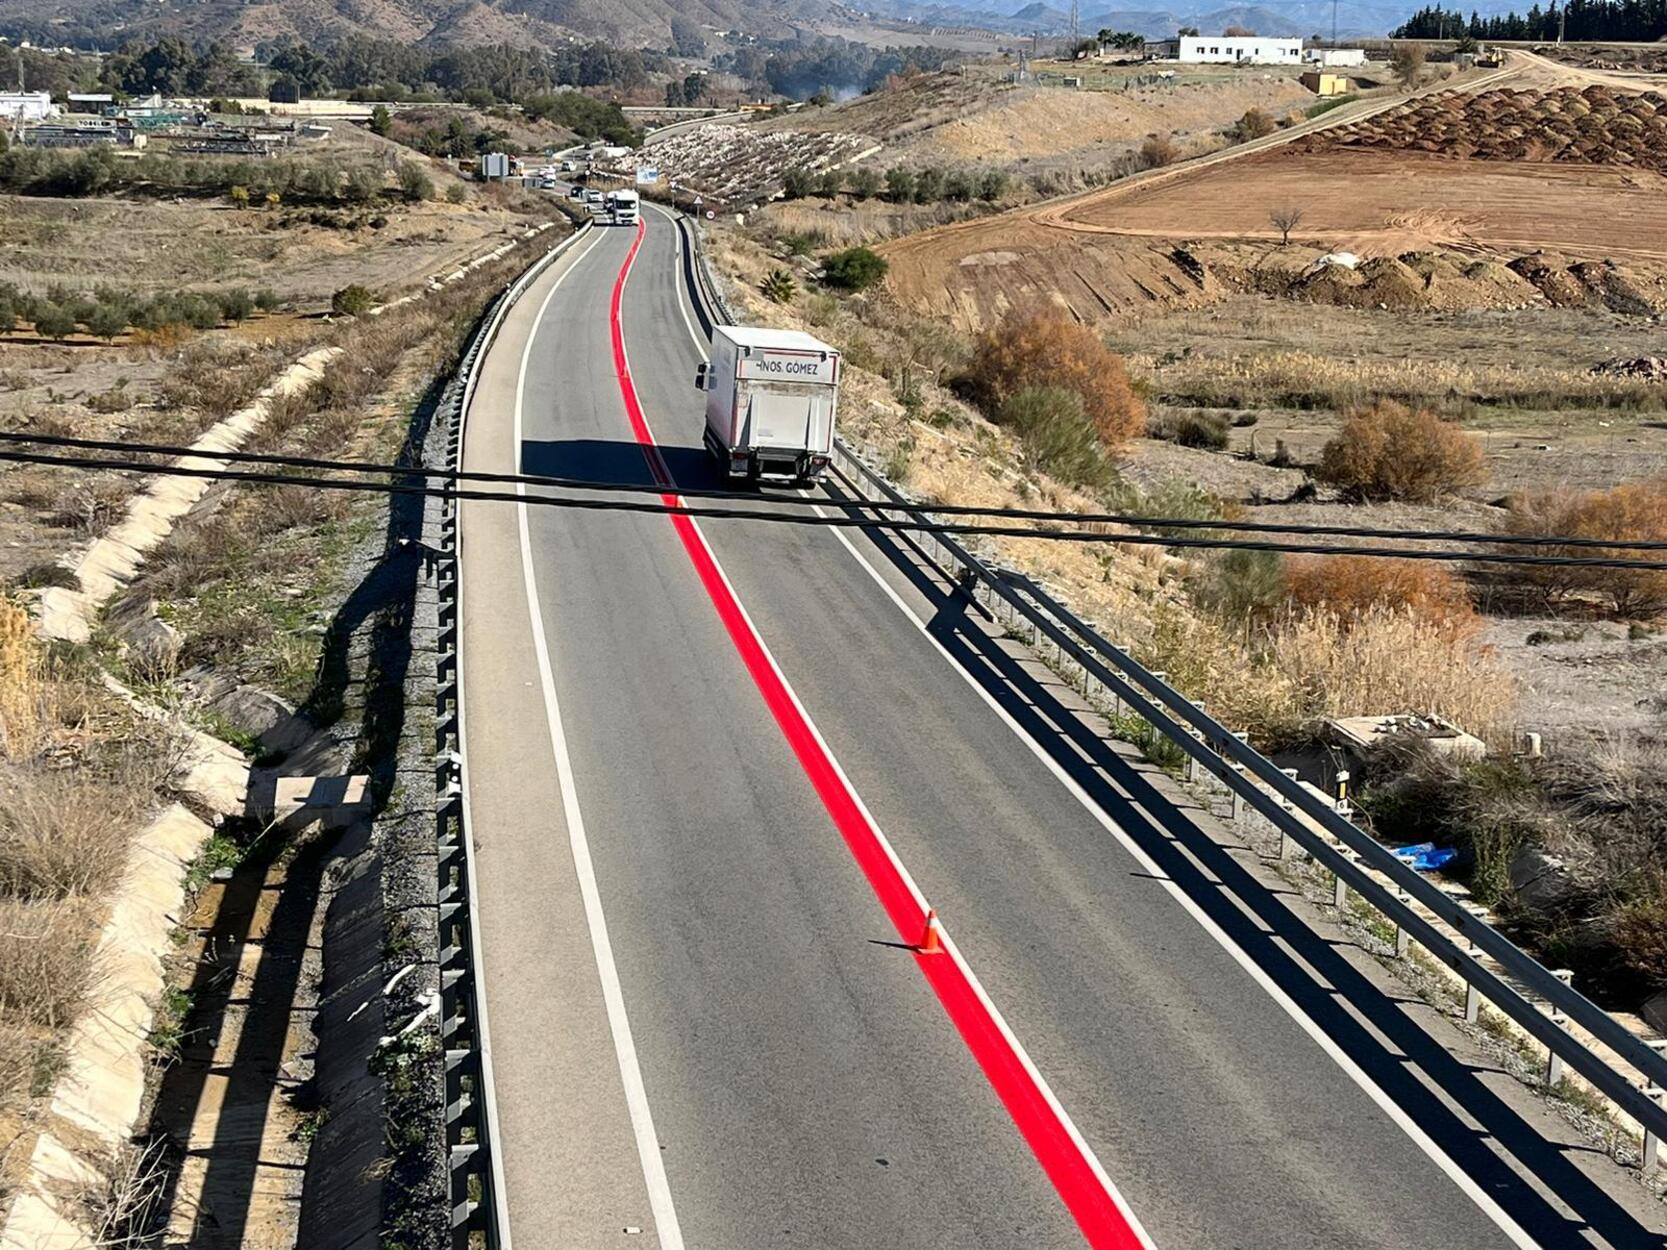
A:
457;211;1664;1249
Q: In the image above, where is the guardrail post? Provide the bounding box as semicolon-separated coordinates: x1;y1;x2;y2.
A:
1463;903;1489;1023
1278;769;1301;860
1645;1040;1667;1172
1546;969;1575;1087
1333;847;1356;910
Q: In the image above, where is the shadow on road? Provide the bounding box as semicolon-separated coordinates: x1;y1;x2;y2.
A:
833;489;1663;1250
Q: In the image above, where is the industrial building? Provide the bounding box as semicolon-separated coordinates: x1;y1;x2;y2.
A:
1303;47;1368;67
1178;36;1302;65
0;90;53;122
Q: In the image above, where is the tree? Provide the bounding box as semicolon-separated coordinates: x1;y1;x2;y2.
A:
1178;25;1201;36
848;167;882;200
943;168;975;202
962;307;1146;450
884;167;916;203
1269;204;1304;244
84;301;128;343
781;168;815;199
816;169;845;198
31;303;76;342
912;166;945;203
820;247;889;291
1391;43;1427;89
370;104;392;137
976;169;1009;201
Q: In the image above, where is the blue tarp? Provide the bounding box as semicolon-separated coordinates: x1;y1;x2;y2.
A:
1391;842;1457;872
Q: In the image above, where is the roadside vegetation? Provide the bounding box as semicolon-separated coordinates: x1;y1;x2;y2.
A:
0;147;434;205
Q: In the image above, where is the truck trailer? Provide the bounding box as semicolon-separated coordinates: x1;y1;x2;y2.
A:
694;326;841;483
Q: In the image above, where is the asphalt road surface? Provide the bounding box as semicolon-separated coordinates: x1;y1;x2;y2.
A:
456;208;1667;1250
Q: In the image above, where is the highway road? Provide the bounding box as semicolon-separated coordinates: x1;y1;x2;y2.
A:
456;210;1667;1249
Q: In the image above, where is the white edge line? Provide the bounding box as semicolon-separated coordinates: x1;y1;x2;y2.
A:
804;498;1542;1250
462;221;687;1250
510;223;686;1250
455;221;594;1250
635;207;1154;1244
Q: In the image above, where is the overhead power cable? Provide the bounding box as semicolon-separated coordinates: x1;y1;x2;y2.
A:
4;444;1667;573
3;428;1664;555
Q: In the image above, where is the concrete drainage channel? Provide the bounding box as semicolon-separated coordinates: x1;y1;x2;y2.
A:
675;212;1667;1176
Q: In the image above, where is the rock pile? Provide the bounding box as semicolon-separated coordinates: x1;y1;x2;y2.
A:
1293;87;1667;171
1591;356;1667;380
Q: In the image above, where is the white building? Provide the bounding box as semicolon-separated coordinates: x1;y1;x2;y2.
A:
0;91;54;123
1179;36;1301;65
1303;47;1368;67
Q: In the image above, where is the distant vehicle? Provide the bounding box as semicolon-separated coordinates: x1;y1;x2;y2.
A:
560;159;576;172
568;185;586;201
694;326;841;483
609;189;640;226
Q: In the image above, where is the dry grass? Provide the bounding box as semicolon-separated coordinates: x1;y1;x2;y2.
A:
1284;554;1477;631
0;770;144;901
0;898;97;1030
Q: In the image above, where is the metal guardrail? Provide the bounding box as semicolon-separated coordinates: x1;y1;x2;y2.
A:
432;219;594;1249
671;206;1667;1160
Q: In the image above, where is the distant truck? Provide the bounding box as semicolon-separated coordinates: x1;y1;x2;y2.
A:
606;188;640;226
694;326;841;483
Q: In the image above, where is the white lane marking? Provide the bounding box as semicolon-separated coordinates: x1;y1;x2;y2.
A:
807;503;1540;1250
512;227;687;1250
623;217;1154;1245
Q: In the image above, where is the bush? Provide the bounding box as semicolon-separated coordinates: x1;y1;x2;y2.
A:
913;166;945;203
1139;134;1178;168
1235;108;1277;141
820;246;889;292
1505;477;1667;617
331;284;376;317
216;287;255;322
760;268;797;303
848;167;882;200
1192;548;1286;621
1316;401;1486;502
397;160;435;202
998;386;1119;491
781;167;815;199
962;307;1145;450
1148;408;1228;448
254;288;280;312
885;167;916;203
1284;554;1476;630
444;181;468;204
228;184;251;208
977;169;1009;201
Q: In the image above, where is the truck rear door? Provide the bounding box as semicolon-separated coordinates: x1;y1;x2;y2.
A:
741;382;821;450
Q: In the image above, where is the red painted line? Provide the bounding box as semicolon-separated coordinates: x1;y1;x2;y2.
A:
606;217;1146;1250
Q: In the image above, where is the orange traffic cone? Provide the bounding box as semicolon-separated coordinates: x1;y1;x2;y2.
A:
920;908;943;955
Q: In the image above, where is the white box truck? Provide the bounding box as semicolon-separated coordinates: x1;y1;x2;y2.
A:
607;188;640;226
694;327;841;483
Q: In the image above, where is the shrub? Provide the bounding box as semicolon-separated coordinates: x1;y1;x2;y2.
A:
760;268;797;304
1236;108;1277;141
977;169;1009;201
1139;133;1178;168
1192;549;1286;621
216;287;255;322
254;288;280;312
397;160;434;202
913;166;945;203
1284;554;1476;630
998;386;1119;491
816;169;844;198
820;246;889;292
1505;477;1667;617
444;182;468;204
1316;401;1486;502
331;284;376;317
962;307;1145;450
781;167;815;199
1148;408;1228;449
885;167;916;203
228;184;251;208
944;168;975;202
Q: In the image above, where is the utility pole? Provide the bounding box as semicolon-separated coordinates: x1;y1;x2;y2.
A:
1331;0;1339;48
1070;0;1080;44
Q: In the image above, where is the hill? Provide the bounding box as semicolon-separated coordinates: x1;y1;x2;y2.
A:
0;0;834;50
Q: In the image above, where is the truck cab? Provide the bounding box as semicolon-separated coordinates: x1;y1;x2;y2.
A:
694;326;841;483
611;189;640;227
